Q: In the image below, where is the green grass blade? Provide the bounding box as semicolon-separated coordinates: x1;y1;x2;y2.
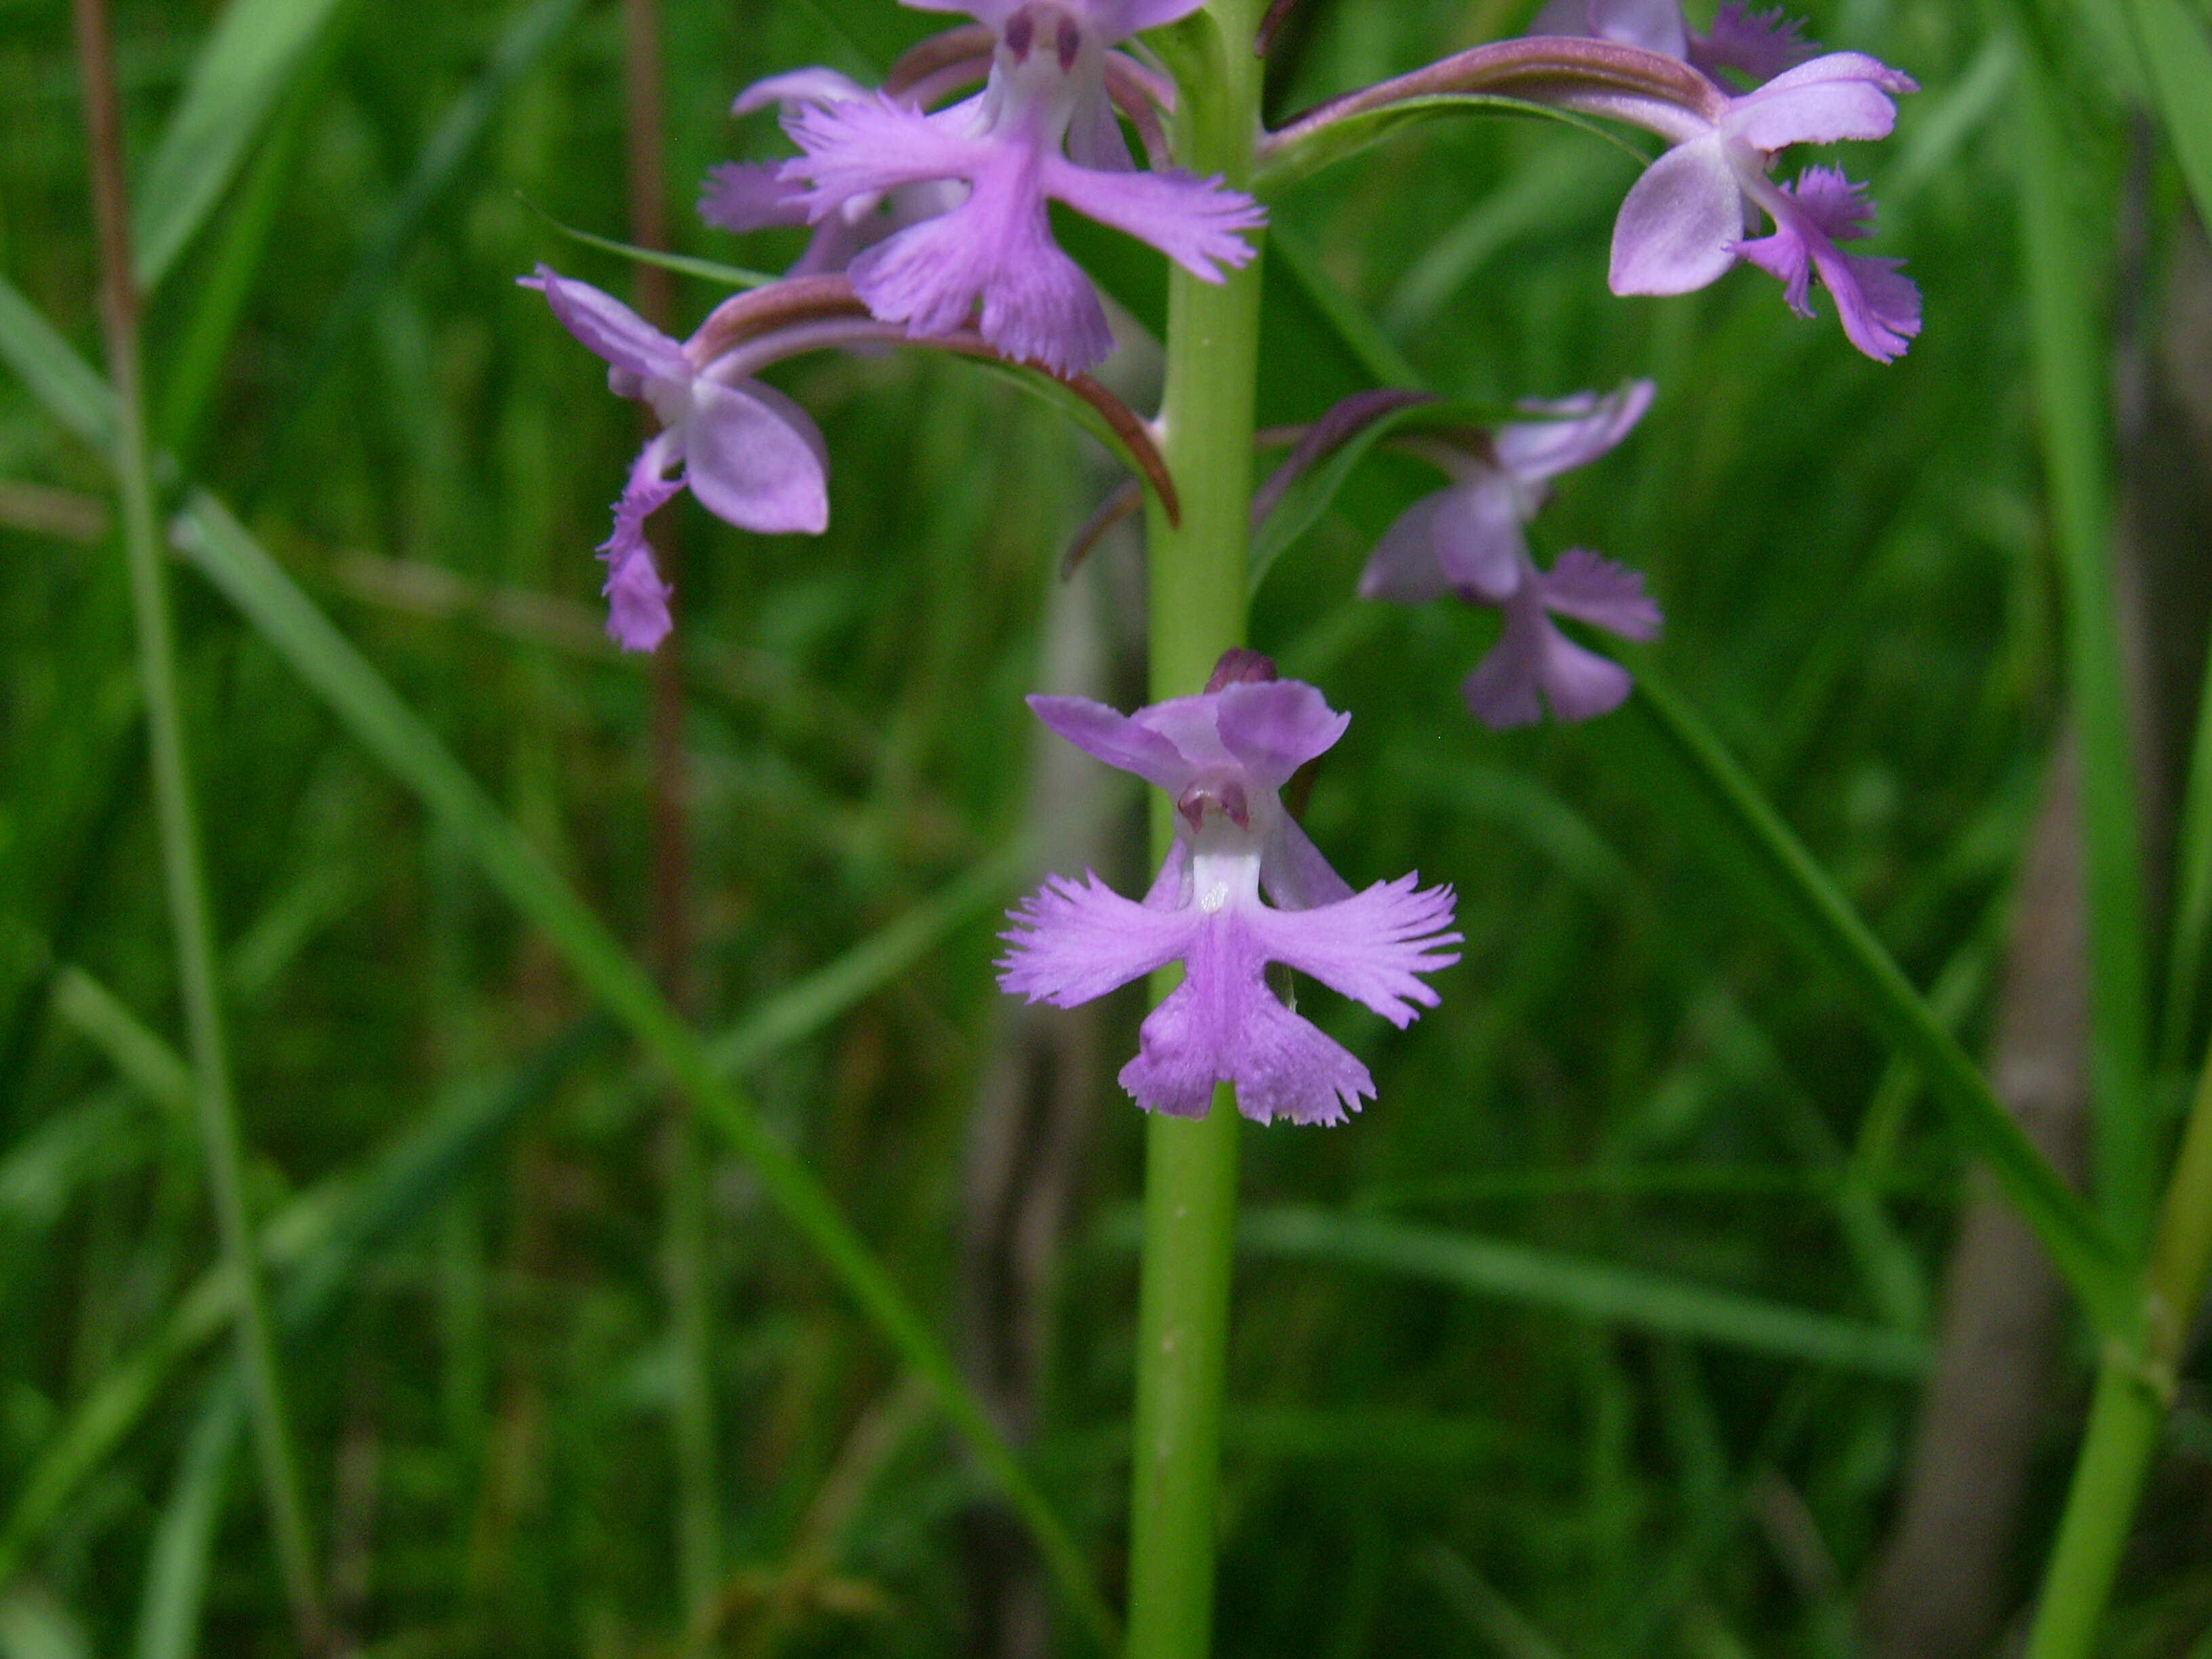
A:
705;840;1033;1076
2165;639;2212;1067
0;279;116;453
47;964;192;1122
1235;1208;1933;1377
131;1385;238;1659
2009;26;2154;1252
2121;0;2212;229
1608;675;2136;1337
520;198;779;292
164;494;1118;1652
131;0;359;294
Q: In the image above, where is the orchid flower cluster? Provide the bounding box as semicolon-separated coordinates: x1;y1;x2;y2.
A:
527;0;1919;1122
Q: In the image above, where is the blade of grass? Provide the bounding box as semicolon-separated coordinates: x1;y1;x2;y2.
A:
2005;18;2154;1253
130;0;359;294
2116;0;2212;229
165;493;1119;1653
1605;674;2136;1338
131;1381;237;1659
73;1;322;1639
0;1022;605;1588
1234;1208;1932;1376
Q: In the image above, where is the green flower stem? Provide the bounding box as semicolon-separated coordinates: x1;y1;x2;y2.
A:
2027;1046;2212;1659
69;0;324;1647
1128;5;1264;1656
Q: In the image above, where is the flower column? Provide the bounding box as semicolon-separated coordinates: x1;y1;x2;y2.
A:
1130;1;1264;1653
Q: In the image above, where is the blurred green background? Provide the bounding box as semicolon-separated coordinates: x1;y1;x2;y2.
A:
3;0;2211;1654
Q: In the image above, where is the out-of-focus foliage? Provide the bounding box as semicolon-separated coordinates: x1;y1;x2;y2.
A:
3;0;2209;1655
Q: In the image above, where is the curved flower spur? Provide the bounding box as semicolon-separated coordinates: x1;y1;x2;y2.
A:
998;651;1460;1126
525;267;1177;653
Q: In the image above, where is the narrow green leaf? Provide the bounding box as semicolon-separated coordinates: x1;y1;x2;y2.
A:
1236;1208;1933;1377
705;841;1033;1077
48;965;192;1122
0;279;115;453
522;205;779;292
2009;28;2154;1252
2122;0;2212;230
1607;674;2136;1337
131;0;358;293
0;1586;91;1659
131;1388;237;1659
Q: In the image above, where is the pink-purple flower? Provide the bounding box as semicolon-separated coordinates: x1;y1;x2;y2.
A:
998;653;1459;1124
527;266;829;651
779;0;1265;374
1605;51;1921;361
1356;383;1662;728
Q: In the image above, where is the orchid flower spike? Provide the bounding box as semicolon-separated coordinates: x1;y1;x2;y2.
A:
1529;0;1816;85
1607;52;1922;361
999;652;1460;1125
779;0;1265;373
526;266;830;651
1356;383;1662;729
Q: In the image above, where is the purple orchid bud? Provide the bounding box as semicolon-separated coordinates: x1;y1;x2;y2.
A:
779;0;1265;374
1605;52;1921;361
525;265;831;651
1354;384;1662;729
999;663;1459;1124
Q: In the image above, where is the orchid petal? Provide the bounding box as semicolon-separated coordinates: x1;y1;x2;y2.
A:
1260;816;1355;912
699;161;813;234
1357;494;1456;605
1212;680;1350;792
1248;875;1460;1027
1029;694;1195;790
1042;155;1265;284
1727;52;1912;150
682;378;832;535
1608;136;1742;295
1540;548;1663;639
999;869;1200;1006
529;266;687;384
1492;380;1656;480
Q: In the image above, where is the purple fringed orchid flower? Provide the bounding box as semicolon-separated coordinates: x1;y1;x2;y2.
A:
779;0;1265;374
1605;51;1922;361
1261;35;1917;362
526;266;1179;651
1355;383;1662;728
998;653;1460;1125
1530;0;1815;84
526;266;830;652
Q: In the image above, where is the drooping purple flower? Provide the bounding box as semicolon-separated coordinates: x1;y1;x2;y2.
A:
525;265;829;651
998;653;1459;1124
1605;52;1921;361
1529;0;1815;83
779;0;1265;374
1355;383;1662;728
